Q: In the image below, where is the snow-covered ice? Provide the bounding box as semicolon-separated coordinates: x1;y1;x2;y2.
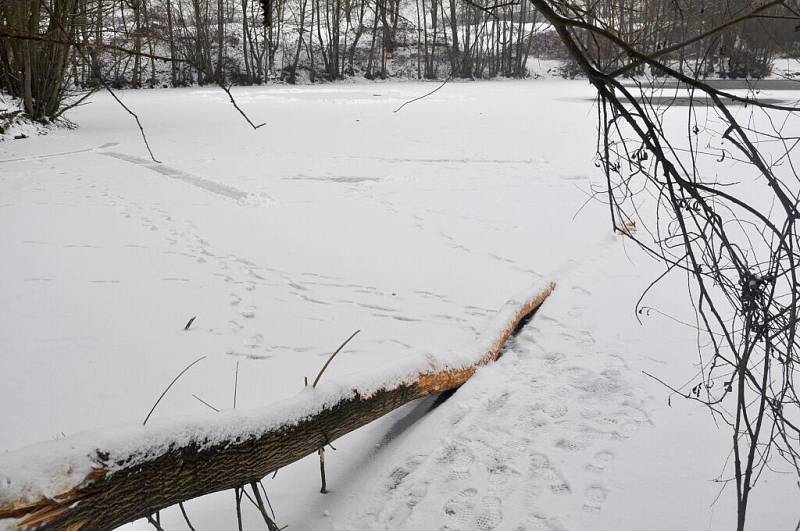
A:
1;80;797;530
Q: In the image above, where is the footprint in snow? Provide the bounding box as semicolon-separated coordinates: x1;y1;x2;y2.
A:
249;269;266;280
555;436;592;452
443;488;478;523
544;403;569;419
245;334;264;349
386;467;412;491
615;419;641;439
583;483;608;512
486;453;517;487
436;442;475;481
523;514;571;531
474;496;503;530
571;285;592;296
484;391;510;413
528;453;570;495
585;450;615;474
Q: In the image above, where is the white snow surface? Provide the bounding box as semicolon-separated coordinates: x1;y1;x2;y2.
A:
0;276;552;507
0;80;798;529
0;94;60;141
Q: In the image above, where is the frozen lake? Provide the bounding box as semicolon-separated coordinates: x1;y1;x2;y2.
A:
1;80;797;530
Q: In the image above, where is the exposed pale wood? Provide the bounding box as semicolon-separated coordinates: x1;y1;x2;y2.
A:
0;282;554;530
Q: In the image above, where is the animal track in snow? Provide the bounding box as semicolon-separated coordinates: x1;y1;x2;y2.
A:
245;334;264;349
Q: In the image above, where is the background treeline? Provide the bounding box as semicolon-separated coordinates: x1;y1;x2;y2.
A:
564;0;800;79
2;0;799;120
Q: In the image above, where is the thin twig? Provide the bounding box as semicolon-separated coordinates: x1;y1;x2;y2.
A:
259;480;277;519
251;481;283;531
146;514;165;531
221;83;266;129
143;356;207;425
319;447;327;493
234;360;240;408
394;74;454;113
104;85;160;163
235;487;244;531
192;393;220;412
461;0;519;18
178;502;196;531
312;330;360;388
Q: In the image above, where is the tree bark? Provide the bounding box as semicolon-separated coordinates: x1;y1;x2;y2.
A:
447;0;459;74
217;0;225;82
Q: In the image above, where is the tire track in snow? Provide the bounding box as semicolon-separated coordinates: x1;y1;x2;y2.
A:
99;151;249;200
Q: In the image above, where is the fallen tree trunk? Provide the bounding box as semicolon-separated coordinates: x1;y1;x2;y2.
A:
0;282;554;530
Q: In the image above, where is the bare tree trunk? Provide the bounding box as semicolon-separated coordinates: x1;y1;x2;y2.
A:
191;0;207;83
91;0;103;84
447;0;458;74
132;0;142;87
346;0;366;75
166;0;178;86
365;0;379;78
142;0;156;86
242;0;251;82
217;0;225;82
289;0;308;82
428;0;438;77
415;0;422;78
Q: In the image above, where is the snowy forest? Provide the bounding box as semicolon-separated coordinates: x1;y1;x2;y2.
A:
3;1;800;531
3;0;800;119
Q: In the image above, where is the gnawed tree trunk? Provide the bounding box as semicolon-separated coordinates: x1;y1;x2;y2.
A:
0;282;554;530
